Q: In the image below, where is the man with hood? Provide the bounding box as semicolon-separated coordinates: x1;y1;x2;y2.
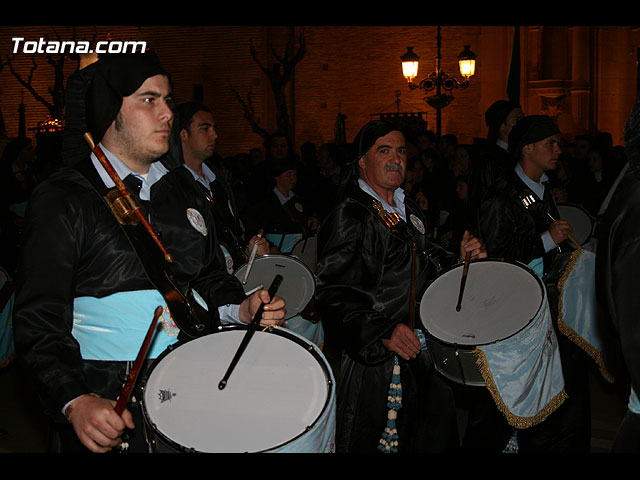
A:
13;53;285;453
315;120;485;453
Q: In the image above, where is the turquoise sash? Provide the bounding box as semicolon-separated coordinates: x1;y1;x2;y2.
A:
557;249;615;382
629;388;640;415
71;289;206;361
265;233;303;254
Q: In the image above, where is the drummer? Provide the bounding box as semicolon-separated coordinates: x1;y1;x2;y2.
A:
243;157;319;254
12;53;286;454
315;119;485;453
476;114;591;452
175;101;270;268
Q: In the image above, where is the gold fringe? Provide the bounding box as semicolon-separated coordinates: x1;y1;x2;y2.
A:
557;249;615;383
473;348;568;429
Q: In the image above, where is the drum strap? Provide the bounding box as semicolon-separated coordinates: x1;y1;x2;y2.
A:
74;158;213;339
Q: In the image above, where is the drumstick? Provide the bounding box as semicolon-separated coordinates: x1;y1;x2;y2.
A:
545;212;583;250
115;306;163;416
520;192;582;250
242;229;263;285
218;274;283;390
456;250;472;312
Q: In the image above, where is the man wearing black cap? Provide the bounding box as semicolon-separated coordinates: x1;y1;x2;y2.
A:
473;114;591;452
243;157;318;254
469;100;523;226
315;120;486;453
13;53;286;453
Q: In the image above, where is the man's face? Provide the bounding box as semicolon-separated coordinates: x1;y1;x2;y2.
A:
275;169;297;193
358;130;407;196
524;133;562;172
500;108;524;142
105;74;173;171
181;109;217;163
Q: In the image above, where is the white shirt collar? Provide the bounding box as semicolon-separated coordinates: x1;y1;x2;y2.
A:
273;185;295;205
514;162;549;201
90;144;169;201
183;162;217;193
496;138;508;151
358;177;406;222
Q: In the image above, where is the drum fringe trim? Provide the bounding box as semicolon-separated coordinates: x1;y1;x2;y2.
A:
557;250;615;384
473;348;568;429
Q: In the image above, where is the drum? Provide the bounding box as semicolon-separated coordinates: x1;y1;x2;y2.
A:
141;326;336;453
419;259;545;387
234;254;315;320
557;203;594;247
291;236;317;275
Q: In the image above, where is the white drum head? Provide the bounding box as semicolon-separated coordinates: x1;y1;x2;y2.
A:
420;260;544;346
234;255;315;319
557;203;593;246
142;328;330;453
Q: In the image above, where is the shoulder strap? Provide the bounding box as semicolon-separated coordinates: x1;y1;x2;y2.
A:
74;158;213;339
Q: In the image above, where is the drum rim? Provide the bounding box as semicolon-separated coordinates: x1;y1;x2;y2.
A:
233;254;316;319
557;202;595;245
139;325;333;453
419;257;545;349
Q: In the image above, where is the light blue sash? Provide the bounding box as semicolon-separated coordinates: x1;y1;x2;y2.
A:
284;314;325;348
528;257;544;279
265;233;303;254
629;388;640;415
270;328;336;453
71;290;203;361
557;249;615;382
475;290;567;428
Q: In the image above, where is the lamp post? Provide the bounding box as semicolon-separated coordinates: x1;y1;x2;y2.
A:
401;26;477;139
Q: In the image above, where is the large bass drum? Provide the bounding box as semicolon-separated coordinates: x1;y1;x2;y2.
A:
419;259;545;387
140;326;335;453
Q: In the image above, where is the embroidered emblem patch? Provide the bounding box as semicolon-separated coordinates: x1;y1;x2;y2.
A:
410;213;425;235
186;208;207;236
294;202;303;213
161;306;180;337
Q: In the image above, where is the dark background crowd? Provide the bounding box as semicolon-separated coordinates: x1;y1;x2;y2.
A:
0;121;628;280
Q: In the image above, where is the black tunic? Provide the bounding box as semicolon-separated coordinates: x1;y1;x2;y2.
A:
13;155;246;425
596;161;640;452
315;182;459;453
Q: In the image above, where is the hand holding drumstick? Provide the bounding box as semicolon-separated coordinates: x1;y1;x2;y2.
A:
456;231;487;312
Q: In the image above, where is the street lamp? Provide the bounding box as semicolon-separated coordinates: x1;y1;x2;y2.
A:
401;26;477;138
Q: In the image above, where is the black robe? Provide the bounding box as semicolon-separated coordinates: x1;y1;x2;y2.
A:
596;161;640;452
13;155;246;430
315;182;459;453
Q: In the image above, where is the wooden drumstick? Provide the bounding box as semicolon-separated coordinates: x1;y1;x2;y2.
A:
218;274;283;390
242;229;263;285
545;212;583;250
114;306;163;416
456;250;472;312
520;192;582;250
84;132;174;263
